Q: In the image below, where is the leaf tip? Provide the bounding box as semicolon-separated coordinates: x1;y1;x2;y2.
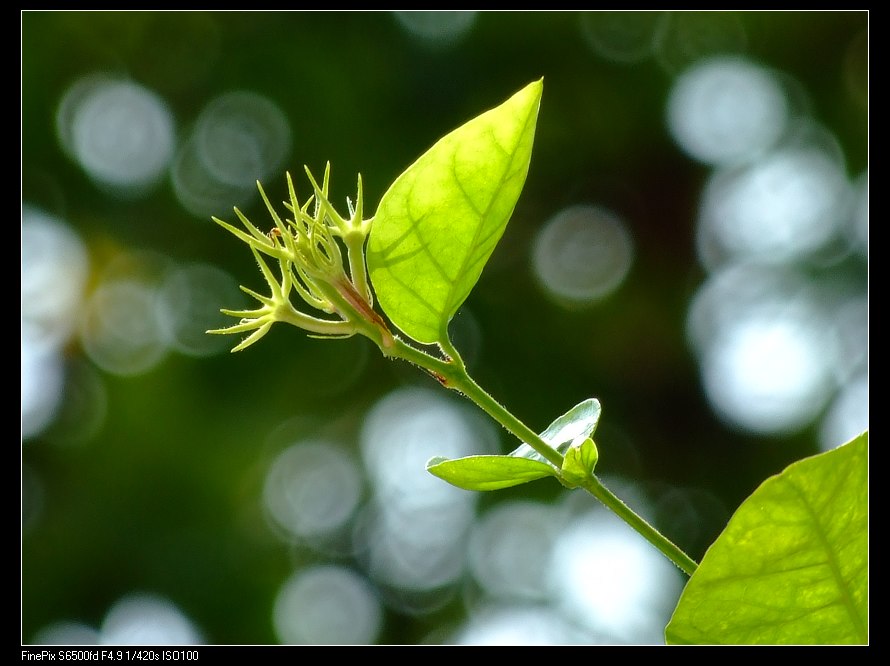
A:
426;456;449;470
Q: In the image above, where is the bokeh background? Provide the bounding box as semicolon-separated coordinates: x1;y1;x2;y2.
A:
22;11;868;645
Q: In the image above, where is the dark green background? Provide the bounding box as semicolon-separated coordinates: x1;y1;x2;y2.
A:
22;11;868;644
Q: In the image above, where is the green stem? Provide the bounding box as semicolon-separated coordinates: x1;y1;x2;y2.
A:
389;337;564;469
445;362;567;471
580;476;699;576
343;232;372;304
388;335;698;576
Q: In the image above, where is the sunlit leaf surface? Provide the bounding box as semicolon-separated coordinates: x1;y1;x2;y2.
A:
367;80;542;344
426;454;556;491
666;431;868;645
511;398;601;462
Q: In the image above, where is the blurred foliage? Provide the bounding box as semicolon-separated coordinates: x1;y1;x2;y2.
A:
22;11;867;644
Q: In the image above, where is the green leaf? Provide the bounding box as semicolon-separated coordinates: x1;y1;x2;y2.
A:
367;79;543;344
511;398;601;463
426;455;556;491
426;398;602;492
665;431;868;645
561;437;599;487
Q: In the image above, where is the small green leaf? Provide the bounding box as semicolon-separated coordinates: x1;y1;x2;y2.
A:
367;79;543;344
511;398;602;463
427;398;601;492
561;437;599;487
426;455;556;491
665;431;868;645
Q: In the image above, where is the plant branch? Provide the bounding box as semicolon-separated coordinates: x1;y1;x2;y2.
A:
580;476;698;576
389;335;698;576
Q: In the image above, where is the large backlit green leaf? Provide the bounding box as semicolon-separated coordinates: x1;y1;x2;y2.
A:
426;398;601;492
367;80;542;344
665;431;868;645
